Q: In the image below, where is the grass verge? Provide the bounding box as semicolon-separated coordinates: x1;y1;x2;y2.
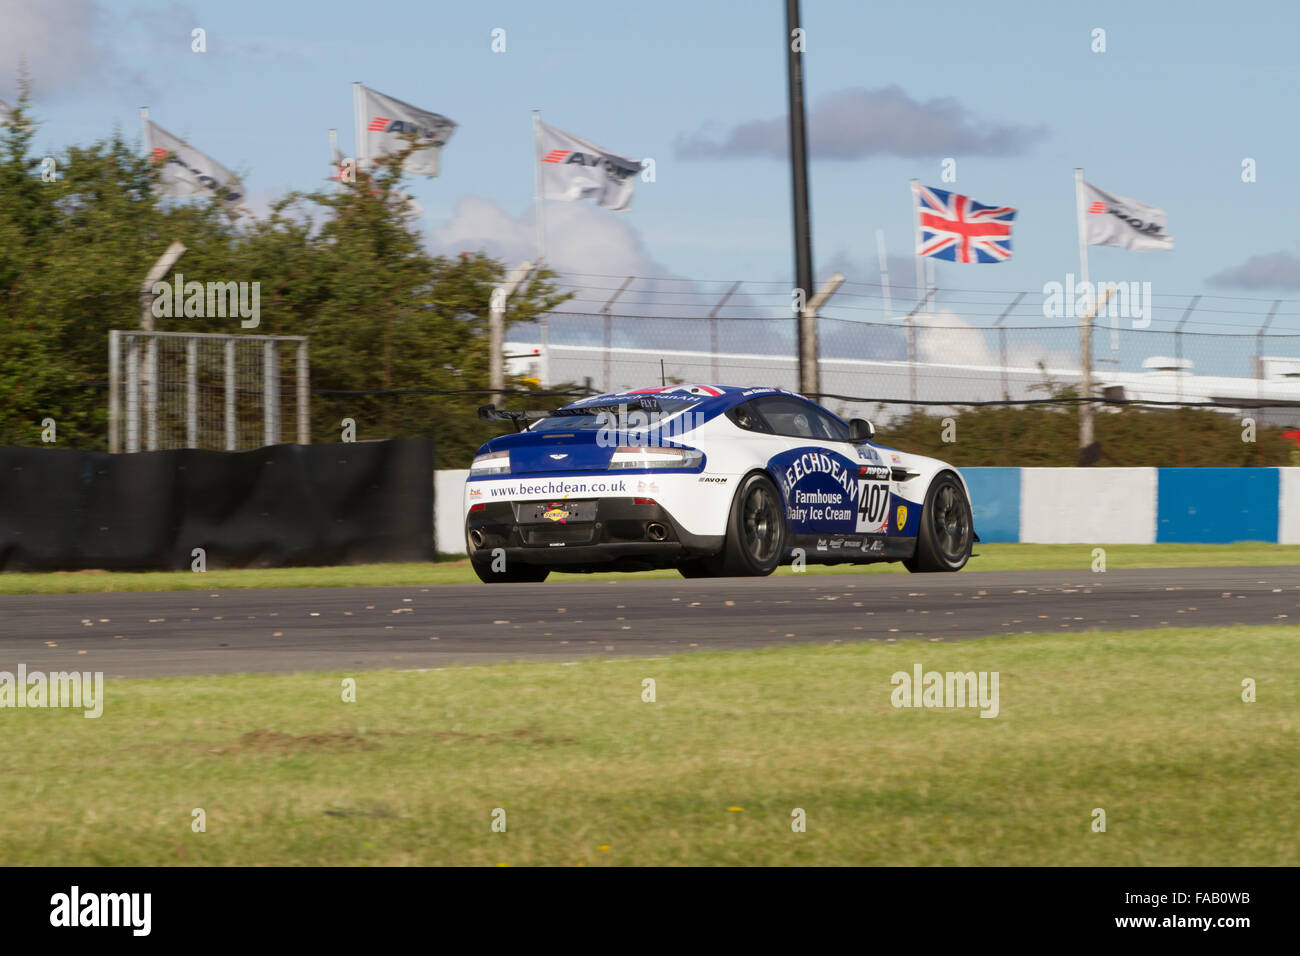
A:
2;625;1295;865
2;542;1298;595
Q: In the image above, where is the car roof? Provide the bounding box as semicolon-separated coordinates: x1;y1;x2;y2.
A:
560;385;809;413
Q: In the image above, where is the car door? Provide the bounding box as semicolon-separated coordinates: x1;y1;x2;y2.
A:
747;395;890;553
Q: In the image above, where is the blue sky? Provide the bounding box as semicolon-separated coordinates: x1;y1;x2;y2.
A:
5;0;1299;337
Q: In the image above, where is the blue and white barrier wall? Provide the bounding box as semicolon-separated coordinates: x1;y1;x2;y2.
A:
434;467;1300;554
962;467;1300;545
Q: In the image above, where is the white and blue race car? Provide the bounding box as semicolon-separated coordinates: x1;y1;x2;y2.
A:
465;384;976;582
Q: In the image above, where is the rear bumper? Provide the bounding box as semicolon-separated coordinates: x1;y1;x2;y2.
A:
465;498;723;571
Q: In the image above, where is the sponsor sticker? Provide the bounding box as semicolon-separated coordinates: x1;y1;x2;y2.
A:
896;505;908;531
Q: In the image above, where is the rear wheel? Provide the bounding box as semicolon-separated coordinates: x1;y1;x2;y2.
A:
705;472;786;577
903;472;972;573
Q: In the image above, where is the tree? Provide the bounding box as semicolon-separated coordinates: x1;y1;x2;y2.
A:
0;96;572;463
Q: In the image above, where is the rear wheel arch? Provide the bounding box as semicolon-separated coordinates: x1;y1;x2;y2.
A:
678;469;787;578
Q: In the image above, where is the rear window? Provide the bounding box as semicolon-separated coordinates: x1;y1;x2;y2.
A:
528;397;703;433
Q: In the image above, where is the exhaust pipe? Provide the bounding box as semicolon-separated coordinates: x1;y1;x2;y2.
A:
646;522;668;542
468;529;486;549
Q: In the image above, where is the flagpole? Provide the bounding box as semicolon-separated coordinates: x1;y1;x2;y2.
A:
910;179;925;314
353;82;365;172
532;109;549;386
532;109;546;264
140;107;150;154
1075;167;1095;453
925;256;935;315
876;228;892;322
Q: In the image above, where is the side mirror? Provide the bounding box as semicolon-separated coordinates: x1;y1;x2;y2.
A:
848;418;874;442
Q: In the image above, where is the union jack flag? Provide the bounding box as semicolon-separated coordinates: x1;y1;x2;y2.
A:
913;184;1016;263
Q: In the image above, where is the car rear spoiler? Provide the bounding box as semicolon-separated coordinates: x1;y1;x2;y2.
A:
477;397;662;432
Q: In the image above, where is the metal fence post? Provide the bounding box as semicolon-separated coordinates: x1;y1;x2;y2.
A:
297;338;310;445
490;261;536;403
185;336;198;448
708;280;741;383
108;331;121;454
600;277;635;393
125;335;140;453
224;338;236;451
992;293;1025;464
803;274;844;397
1174;295;1201;466
145;336;159;451
902;287;936;407
264;338;280;447
993;292;1025;403
1255;300;1281;395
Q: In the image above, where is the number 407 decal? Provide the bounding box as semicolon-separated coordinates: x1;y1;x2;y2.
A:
856;480;890;533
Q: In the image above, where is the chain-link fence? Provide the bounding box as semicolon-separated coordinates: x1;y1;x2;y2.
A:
107;331;309;452
34;279;1300;468
512;309;1300;428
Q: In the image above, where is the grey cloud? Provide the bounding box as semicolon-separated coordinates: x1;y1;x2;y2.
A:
0;0;201;100
1208;252;1300;290
0;0;110;94
676;85;1047;160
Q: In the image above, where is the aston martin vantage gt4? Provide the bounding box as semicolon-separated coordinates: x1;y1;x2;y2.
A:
465;385;976;582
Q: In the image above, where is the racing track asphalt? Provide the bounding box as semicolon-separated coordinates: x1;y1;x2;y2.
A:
0;566;1297;678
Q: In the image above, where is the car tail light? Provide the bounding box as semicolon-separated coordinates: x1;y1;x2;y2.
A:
608;446;702;470
469;503;486;512
632;497;657;506
469;450;510;475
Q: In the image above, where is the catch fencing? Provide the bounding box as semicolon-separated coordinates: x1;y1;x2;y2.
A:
107;330;309;453
511;312;1300;427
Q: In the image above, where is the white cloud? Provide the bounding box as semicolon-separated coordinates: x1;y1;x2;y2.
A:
916;307;1074;370
428;197;769;317
428;196;662;279
426;197;786;359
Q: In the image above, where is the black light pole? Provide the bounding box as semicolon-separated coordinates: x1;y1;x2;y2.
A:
785;0;817;395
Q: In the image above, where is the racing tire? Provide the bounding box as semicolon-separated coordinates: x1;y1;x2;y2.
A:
903;471;973;573
470;556;551;583
705;472;786;577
